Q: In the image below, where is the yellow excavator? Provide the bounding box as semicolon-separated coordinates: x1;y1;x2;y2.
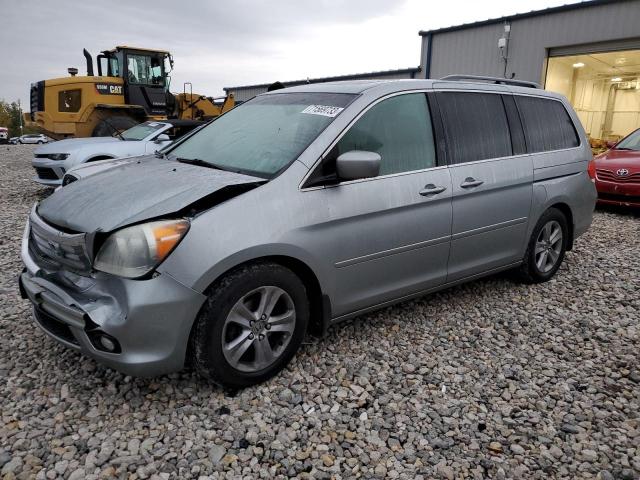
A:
25;46;234;139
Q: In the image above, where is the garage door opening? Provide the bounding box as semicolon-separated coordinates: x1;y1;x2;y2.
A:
545;49;640;153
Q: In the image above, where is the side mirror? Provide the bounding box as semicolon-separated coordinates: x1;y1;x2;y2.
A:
154;134;171;144
336;150;381;181
605;140;617;149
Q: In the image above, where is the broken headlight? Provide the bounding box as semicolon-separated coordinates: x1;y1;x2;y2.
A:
94;219;189;278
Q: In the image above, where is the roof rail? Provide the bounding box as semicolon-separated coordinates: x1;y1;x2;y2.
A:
440;74;541;89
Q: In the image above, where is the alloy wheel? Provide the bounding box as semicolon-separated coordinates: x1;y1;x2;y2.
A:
534;220;563;273
221;286;296;372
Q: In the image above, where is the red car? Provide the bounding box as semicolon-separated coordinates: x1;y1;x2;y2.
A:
590;128;640;207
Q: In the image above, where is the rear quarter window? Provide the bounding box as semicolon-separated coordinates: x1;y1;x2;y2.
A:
515;96;579;153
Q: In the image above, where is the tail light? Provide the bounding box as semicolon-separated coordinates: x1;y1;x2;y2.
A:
587;159;596;182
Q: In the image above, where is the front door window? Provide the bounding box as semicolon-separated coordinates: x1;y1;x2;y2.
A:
335;93;437;176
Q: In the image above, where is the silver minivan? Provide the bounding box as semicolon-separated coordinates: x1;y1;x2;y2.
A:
19;76;596;387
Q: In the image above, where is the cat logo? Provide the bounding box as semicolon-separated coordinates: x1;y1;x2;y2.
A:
95;83;123;95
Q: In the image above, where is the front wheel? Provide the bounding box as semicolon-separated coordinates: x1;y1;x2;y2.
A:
517;208;568;283
191;262;309;388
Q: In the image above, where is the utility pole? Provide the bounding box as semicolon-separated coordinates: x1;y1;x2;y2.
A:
18;99;23;134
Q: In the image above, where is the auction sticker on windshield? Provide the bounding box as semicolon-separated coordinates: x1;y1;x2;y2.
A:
301;105;344;117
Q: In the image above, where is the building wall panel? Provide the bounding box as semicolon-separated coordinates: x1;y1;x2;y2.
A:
226;69;421;102
423;0;640;83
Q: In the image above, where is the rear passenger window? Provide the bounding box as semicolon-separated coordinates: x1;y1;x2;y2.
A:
436;92;512;164
515;96;579;152
335;93;436;176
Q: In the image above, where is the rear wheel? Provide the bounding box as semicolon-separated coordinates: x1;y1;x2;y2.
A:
191;262;309;388
92;115;138;137
517;208;568;283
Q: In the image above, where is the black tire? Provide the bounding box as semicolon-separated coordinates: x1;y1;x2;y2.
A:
92;115;138;137
191;262;309;388
517;208;569;284
37;140;44;144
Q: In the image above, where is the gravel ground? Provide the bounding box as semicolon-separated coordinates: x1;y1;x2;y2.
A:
0;144;639;480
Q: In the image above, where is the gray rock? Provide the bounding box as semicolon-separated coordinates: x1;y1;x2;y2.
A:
510;444;525;455
1;457;21;475
68;468;86;480
561;424;580;434
208;445;226;464
437;463;454;480
0;452;12;469
596;470;614;480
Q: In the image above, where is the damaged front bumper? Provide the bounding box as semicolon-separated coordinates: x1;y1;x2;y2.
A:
19;214;206;377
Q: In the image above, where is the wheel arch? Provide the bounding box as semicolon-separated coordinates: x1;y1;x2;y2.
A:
85;155;115;162
547;202;575;251
197;255;331;338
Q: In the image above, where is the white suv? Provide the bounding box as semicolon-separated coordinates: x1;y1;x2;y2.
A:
19;134;49;144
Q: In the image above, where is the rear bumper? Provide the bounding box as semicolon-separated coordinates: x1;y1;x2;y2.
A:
19;223;206;377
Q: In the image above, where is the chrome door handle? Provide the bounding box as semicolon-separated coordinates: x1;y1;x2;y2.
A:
460;177;484;188
419;184;447;196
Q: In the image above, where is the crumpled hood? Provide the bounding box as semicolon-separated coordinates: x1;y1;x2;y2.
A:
35;136;120;154
38;155;264;232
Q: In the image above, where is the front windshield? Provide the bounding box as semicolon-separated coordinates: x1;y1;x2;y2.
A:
120;122;167;141
168;92;356;178
615;129;640;151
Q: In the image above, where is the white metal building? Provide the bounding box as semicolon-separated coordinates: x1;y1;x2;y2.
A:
224;67;421;103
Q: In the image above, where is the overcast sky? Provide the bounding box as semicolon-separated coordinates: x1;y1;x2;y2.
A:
1;0;580;106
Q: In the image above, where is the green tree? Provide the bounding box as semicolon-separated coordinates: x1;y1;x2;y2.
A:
0;99;39;137
0;100;12;134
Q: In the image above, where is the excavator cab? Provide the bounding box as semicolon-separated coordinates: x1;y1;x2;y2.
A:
96;46;173;117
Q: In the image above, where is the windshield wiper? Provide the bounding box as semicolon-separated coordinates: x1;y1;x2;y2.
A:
175;157;226;171
614;147;636;151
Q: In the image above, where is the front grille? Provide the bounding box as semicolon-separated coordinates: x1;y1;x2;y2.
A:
596;169;640;184
34;307;79;346
598;192;640;204
28;209;92;273
35;167;59;180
